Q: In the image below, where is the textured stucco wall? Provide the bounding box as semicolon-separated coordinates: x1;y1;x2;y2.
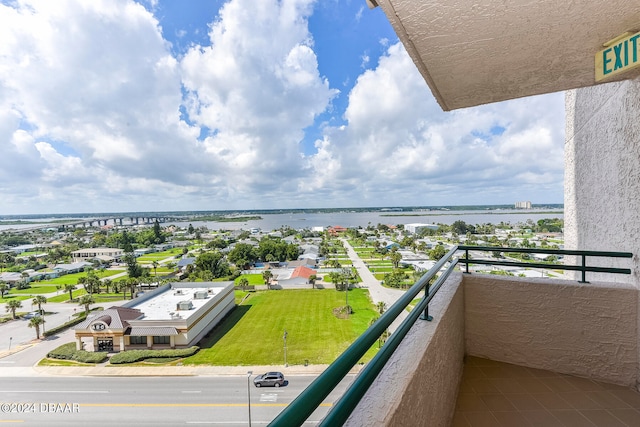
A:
565;78;640;389
345;273;465;427
464;274;638;387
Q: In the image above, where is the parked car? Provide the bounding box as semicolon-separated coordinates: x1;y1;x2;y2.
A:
253;372;285;387
23;311;41;319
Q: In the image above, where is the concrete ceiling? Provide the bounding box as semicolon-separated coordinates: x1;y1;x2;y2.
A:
369;0;640;110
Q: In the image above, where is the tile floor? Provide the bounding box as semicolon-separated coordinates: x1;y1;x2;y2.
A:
452;356;640;427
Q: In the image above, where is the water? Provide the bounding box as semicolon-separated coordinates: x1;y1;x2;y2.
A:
164;209;564;231
0;209;563;232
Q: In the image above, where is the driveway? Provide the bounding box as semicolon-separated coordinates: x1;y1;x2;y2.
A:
340;239;408;332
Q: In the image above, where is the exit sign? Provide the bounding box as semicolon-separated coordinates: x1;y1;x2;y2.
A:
595;31;640;82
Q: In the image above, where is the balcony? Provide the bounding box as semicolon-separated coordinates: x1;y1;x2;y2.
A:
342;271;639;426
270;248;639;426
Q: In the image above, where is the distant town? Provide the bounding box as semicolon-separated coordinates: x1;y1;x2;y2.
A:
1;205;564;360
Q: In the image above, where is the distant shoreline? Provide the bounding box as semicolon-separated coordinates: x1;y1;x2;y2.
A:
381;210;563;217
0;204;563;221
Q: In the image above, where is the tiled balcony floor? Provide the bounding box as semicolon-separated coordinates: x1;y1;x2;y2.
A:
453;356;640;427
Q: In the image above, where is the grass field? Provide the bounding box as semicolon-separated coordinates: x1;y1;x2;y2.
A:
38;270;125;286
136;248;184;262
235;274;265;285
9;284;60;295
184;289;379;366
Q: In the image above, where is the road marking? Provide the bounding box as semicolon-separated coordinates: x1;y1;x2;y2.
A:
259;393;278;402
0;362;15;364
181;391;202;394
0;421;25;424
0;391;108;394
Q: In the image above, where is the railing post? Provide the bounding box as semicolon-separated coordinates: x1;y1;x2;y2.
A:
419;279;433;321
579;254;588;283
465;249;470;273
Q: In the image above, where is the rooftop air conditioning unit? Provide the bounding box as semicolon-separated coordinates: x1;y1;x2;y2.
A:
176;300;193;311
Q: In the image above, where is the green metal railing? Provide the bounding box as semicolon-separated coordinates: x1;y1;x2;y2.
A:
458;246;632;283
268;245;633;426
268;246;459;427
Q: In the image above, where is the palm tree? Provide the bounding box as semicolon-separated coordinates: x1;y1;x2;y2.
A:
103;278;112;294
262;270;273;290
28;316;45;339
238;277;249;291
376;301;387;315
0;282;8;299
64;284;76;301
152;260;159;277
388;251;402;269
78;294;95;316
309;274;317;289
32;295;47;315
5;299;22;319
127;278;139;299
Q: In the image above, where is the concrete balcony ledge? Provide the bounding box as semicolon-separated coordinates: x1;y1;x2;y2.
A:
346;272;639;426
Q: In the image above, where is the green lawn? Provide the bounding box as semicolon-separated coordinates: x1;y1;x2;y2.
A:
8;284;59;295
136;248;184;262
184;289;379;366
38;270;125;286
235;274;265;285
47;289;88;302
0;294;32;303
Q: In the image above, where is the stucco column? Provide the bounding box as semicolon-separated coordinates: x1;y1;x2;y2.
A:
76;336;82;351
565;80;640;391
147;336;152;349
170;335;175;349
119;336;125;351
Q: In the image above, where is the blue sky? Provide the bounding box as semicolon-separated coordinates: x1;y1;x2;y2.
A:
0;0;565;214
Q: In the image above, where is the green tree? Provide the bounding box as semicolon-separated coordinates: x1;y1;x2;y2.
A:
309;274;317;289
152;260;159;277
28;316;45;339
78;294;95;315
377;301;387;315
238;276;249;291
428;244;447;261
123;253;143;278
384;269;408;289
0;282;8;298
32;295;47;315
64;284;76;301
388;251;402;269
262;270;273;289
227;243;258;268
195;251;230;279
5;299;22;319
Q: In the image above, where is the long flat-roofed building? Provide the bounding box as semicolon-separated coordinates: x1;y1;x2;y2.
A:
71;247;124;263
74;282;234;352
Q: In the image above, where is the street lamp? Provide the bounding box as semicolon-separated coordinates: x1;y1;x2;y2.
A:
8;337;11;351
247;371;253;427
283;330;288;367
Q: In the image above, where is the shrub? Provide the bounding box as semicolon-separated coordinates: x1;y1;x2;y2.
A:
47;342;107;364
109;346;199;364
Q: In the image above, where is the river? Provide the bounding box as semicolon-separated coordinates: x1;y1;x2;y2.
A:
164;209;564;231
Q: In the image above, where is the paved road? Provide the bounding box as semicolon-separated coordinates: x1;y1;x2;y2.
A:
340;239;408;332
0;373;353;426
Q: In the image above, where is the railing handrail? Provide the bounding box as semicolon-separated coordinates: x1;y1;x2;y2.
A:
268;246;460;427
458;245;633;258
457;245;632;282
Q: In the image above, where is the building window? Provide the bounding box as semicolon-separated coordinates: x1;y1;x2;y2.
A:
130;336;147;345
153;336;170;345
